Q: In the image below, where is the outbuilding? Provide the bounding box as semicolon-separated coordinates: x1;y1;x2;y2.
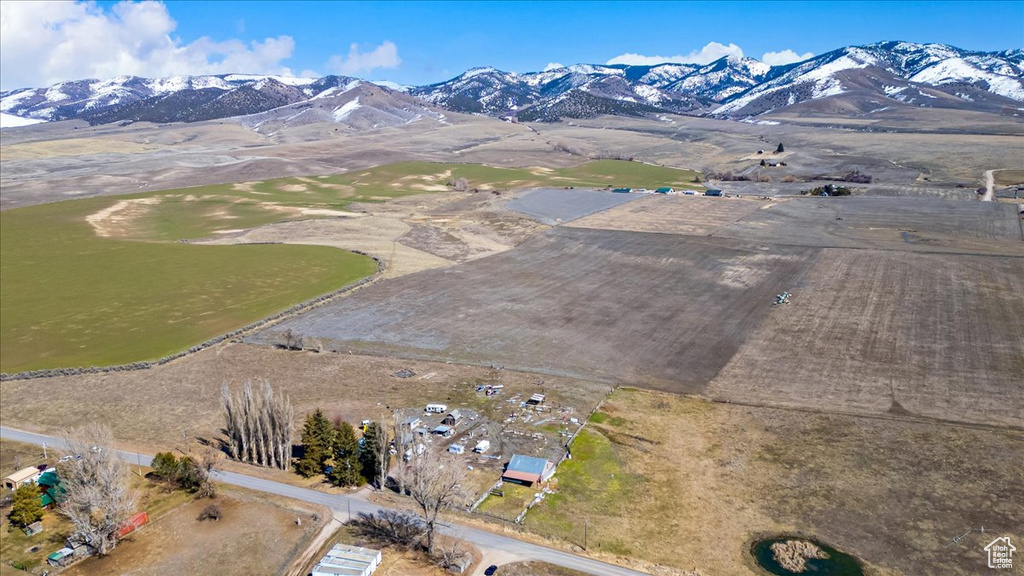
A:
441;410;463;426
311;543;382;576
704;188;723;197
3;466;41;491
655;187;674;194
502;454;555;486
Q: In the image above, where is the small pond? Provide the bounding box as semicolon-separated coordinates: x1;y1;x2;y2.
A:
751;536;864;576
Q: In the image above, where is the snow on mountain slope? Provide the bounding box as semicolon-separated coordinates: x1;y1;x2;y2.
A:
0;112;46;128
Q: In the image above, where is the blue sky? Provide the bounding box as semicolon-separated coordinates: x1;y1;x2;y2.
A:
1;1;1022;89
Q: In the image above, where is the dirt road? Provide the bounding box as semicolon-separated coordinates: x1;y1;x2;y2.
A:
983;169;995;201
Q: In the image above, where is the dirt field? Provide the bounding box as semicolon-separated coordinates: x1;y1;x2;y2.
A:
62;488;325;576
249;227;818;392
521;388;1023;576
709;197;1024;255
708;248;1024;427
569;195;768;236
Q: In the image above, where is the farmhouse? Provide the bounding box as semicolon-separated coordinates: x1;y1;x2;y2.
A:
311;543;382;576
442;409;463;426
3;466;41;490
502;454;555;486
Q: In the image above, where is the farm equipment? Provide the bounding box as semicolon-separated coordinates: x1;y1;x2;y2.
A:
774;291;791;305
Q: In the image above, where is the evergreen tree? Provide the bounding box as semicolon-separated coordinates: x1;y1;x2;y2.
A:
9;484;44;527
776;142;785;153
327;421;363;487
296;409;335;477
151;452;180;481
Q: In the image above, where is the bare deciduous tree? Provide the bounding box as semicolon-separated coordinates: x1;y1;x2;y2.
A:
453;177;469;192
392;446;467;554
433;534;471;572
57;424;139;556
221;380;293;470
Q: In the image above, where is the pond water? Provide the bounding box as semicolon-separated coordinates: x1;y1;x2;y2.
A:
751;537;864;576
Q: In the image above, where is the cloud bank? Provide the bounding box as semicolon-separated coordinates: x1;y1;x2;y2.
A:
327;41;401;76
0;1;297;89
607;42;745;66
761;49;814;66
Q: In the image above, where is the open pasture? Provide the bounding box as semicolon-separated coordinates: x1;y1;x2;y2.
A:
709;248;1024;427
713;196;1023;255
250;227;818;392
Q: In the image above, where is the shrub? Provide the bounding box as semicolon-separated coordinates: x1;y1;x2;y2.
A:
197;503;221;521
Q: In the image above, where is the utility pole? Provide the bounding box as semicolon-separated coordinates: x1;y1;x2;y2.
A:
584;518;588;550
42;443;47;460
347;500;351;522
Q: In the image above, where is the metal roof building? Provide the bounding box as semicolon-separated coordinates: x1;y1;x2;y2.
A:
311;543;381;576
502;454;555;486
2;466;40;491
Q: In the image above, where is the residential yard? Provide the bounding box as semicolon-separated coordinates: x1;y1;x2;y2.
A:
519;388;1023;576
476;482;540;521
0;440;192;575
306;524;449;576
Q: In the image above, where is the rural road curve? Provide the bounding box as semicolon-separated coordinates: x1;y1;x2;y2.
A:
982;170;995;202
1;426;650;576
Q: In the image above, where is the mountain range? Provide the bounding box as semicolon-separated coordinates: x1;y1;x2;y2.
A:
2;41;1022;128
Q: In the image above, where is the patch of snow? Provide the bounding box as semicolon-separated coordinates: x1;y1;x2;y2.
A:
0;112;46;128
883;85;907;96
222;74;317;86
909;58;1024;100
332;97;362;121
0;89;37;112
371;80;410;92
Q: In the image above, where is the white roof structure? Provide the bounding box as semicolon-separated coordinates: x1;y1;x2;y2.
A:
311;544;382;576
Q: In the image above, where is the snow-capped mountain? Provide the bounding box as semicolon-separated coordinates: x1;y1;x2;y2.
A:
713;41;1024;116
1;41;1021;127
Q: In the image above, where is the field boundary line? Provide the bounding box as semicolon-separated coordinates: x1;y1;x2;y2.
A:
0;249;388;382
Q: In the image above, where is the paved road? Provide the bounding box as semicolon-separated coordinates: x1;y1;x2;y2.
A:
1;426;649;576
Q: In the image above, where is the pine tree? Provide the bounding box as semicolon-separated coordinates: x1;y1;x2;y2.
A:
9;484;44;527
327;421;363;487
296;409;335;477
776;142;785;153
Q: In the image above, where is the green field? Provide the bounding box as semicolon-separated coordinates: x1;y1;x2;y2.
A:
0;160;701;373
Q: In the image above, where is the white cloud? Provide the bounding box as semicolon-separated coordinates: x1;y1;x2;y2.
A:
543;62;564;71
0;0;297;90
606;42;744;66
761;49;814;66
326;41;401;76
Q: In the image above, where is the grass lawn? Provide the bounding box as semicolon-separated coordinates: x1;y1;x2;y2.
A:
475;482;538;521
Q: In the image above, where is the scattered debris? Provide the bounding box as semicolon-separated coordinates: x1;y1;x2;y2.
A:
393;369;416;379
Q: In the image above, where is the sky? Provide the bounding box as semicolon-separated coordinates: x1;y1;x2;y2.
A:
1;0;1022;90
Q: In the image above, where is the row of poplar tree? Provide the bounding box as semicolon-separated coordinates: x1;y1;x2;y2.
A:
296;409;387;487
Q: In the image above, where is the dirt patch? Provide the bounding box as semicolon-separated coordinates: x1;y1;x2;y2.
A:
570;195;766;236
85;197;162;238
64;489;325;576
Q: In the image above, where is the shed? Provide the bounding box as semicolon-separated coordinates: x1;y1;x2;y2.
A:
526;393;545;406
3;466;40;490
705;188;723;197
432;425;454;438
47;548;74;567
655;187;674;194
448;444;465;455
441;410;463;426
312;543;381;576
502;454;555;486
474;440;491;453
612;188;632;193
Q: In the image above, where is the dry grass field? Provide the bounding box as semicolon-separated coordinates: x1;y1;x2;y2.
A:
708;248;1024;427
0;343;609;456
249;227;818;392
521;388;1023;576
